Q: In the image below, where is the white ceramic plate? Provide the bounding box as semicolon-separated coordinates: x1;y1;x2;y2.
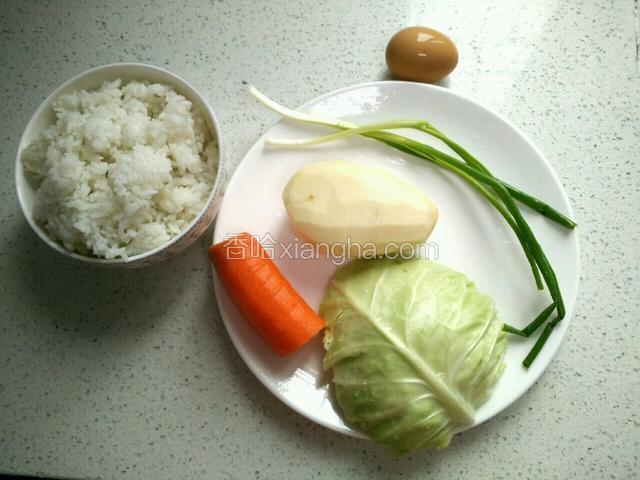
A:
212;82;579;437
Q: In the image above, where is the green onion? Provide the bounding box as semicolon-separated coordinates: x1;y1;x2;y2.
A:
249;86;575;366
522;315;561;368
367;132;544;290
417;125;577;229
503;302;556;337
502;324;526;336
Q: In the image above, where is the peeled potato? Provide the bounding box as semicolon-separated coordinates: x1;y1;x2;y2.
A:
282;161;438;257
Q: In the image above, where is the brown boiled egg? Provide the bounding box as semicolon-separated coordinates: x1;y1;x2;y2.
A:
385;26;458;83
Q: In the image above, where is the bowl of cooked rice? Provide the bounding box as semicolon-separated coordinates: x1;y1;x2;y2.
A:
15;63;227;267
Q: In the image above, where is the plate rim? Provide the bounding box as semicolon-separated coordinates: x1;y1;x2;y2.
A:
212;80;581;438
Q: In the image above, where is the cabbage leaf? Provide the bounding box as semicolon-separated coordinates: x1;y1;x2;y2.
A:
321;258;506;454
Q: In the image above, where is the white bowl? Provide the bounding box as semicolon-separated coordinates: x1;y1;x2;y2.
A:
15;63;227;267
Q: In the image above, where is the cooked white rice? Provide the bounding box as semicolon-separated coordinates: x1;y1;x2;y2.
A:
22;79;217;259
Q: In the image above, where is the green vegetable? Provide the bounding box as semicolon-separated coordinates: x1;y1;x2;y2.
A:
502;302;556;337
321;258;506;454
249;86;575;367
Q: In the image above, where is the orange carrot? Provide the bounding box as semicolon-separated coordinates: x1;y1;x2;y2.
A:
209;232;324;356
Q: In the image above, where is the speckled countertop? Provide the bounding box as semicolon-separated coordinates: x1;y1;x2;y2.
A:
1;1;639;479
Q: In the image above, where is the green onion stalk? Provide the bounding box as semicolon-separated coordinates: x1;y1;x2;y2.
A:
249;86;576;367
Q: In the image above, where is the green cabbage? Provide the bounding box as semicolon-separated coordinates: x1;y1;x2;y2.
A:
321;258;506;454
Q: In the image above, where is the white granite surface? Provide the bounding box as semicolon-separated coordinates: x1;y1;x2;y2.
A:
1;0;638;478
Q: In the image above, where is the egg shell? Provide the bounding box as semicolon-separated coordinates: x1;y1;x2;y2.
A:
386;26;458;83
